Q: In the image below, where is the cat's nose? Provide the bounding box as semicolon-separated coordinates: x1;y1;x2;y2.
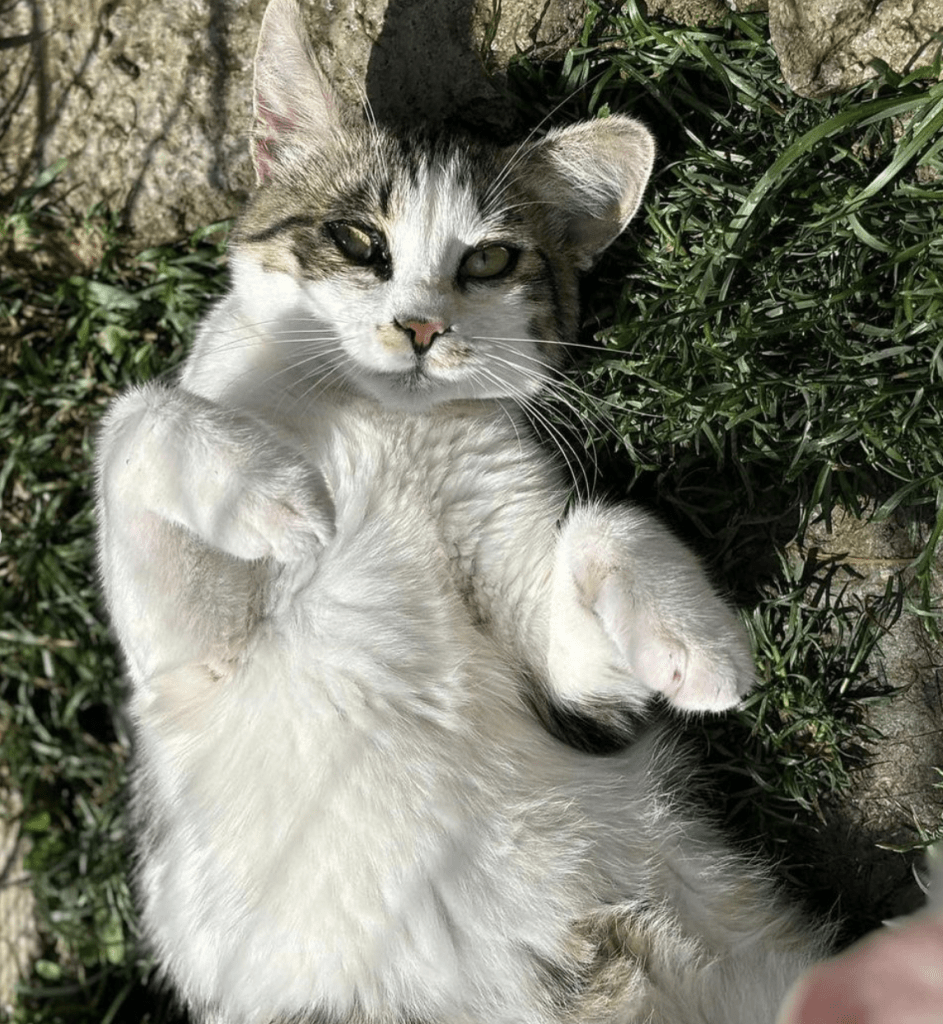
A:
396;318;447;352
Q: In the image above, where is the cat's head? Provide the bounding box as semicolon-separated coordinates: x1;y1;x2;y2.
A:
230;0;654;412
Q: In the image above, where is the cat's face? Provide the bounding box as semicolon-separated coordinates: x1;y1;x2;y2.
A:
229;0;655;412
233;133;576;410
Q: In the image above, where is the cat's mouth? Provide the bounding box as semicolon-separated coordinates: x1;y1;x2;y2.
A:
399;364;431;391
353;363;441;410
349;349;494;410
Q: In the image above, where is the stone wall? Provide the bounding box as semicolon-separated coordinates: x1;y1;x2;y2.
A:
3;0;939;247
0;0;583;248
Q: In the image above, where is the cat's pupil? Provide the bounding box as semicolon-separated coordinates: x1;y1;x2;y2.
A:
327;221;382;265
461;245;516;281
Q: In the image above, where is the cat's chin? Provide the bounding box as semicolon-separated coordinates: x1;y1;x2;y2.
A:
348;367;526;413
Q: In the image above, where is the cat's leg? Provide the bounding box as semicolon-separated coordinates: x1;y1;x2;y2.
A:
580;897;825;1024
570;811;831;1024
546;503;755;716
96;382;334;680
652;843;830;1024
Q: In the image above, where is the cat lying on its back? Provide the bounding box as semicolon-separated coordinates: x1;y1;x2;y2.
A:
95;1;830;1020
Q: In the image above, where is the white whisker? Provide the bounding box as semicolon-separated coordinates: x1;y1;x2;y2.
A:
470;333;612;354
481;346;615;492
470;361;594;499
481;70;607;216
295;350;357;406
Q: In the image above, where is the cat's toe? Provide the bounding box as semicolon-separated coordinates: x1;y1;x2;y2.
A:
654;643;754;712
595;574;755;713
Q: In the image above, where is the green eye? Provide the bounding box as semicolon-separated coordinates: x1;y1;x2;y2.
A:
326;221;383;264
461;245;516;280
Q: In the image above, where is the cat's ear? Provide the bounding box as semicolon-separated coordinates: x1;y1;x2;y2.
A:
520;116;655;269
252;0;344;182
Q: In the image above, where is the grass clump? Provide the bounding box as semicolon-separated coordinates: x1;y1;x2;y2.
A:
511;0;943;901
2;1;942;1018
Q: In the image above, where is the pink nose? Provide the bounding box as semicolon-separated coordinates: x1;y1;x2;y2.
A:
399;319;446;351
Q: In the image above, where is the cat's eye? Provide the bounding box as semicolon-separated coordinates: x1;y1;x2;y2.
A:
460;245;517;281
326;221;385;266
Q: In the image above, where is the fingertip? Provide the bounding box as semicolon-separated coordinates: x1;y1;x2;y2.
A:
776;962;869;1024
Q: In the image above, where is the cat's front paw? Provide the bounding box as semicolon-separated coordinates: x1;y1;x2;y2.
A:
548;505;755;713
208;454;335;563
590;572;754;712
100;385;336;565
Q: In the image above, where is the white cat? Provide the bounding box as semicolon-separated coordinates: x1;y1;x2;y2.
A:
95;1;830;1020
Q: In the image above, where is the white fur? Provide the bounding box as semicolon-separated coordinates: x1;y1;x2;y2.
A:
99;375;820;1022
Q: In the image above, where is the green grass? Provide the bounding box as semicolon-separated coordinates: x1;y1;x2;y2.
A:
508;0;943;863
2;1;942;1019
2;187;228;1021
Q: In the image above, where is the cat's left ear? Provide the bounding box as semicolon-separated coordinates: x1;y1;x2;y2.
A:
520;116;655;269
252;0;346;182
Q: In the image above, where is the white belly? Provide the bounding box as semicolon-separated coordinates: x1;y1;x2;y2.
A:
131;410;655;1023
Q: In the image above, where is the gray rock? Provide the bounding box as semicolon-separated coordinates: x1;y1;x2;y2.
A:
644;0;729;25
723;0;769;12
769;0;943;98
659;0;941;95
0;0;584;249
790;506;943;926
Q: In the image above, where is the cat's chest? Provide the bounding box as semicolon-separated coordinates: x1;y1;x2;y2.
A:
276;400;558;653
312;403;540;559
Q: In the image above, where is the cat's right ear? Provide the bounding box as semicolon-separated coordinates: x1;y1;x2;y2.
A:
513;116;656;270
252;0;343;183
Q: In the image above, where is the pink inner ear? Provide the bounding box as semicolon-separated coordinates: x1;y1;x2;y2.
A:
254;138;275;183
259;102;296;135
254;101;298;182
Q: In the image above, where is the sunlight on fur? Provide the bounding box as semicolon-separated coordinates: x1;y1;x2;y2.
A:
94;1;835;1020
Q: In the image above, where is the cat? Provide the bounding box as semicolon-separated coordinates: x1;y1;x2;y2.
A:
95;1;831;1021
